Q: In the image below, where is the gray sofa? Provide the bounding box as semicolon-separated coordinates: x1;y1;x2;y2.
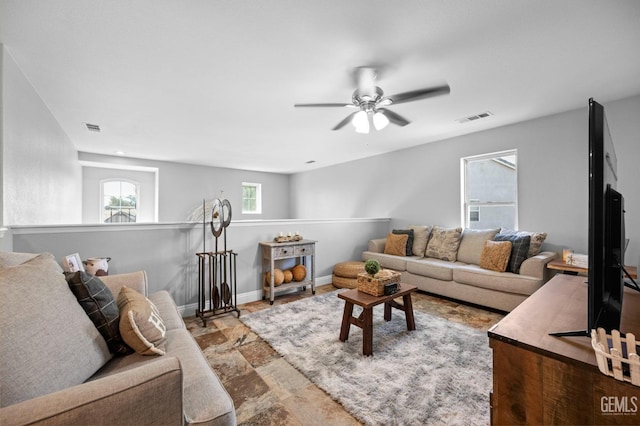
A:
0;251;236;425
362;227;557;312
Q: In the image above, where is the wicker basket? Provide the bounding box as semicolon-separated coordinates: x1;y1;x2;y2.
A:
357;271;401;296
591;327;640;387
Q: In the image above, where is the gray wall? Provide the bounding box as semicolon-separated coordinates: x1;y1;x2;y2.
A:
12;218;390;312
2;46;82;225
78;152;291;222
291;95;640;268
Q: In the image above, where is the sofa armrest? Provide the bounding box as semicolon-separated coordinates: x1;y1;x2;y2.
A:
519;251;558;281
367;238;387;253
0;356;183;426
101;270;148;297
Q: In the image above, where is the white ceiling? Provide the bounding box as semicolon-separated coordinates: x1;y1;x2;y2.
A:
2;1;640;174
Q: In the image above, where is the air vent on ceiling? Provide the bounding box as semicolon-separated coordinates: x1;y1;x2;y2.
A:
85;123;101;132
457;111;493;124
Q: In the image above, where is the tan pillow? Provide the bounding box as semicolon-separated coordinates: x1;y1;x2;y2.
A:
117;286;167;356
408;225;432;257
457;228;500;265
425;226;463;262
384;233;409;257
479;240;513;272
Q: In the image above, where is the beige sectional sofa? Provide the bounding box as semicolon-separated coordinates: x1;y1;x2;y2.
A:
362;226;557;312
0;251;236;425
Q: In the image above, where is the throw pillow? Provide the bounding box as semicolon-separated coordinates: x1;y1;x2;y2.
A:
456;228;500;265
425;226;463;262
392;229;414;256
408;225;432;257
494;232;531;274
117;286;167;356
500;229;547;258
479;240;513;272
384;233;409;257
66;271;133;356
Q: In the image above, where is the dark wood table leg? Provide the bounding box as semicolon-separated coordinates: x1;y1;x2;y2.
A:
384;301;392;321
403;293;416;331
339;301;354;342
362;307;374;356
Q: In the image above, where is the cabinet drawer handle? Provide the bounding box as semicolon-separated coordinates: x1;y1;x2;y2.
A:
283;250;288;254
300;248;306;252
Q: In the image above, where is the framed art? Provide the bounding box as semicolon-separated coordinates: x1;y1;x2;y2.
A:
62;253;84;273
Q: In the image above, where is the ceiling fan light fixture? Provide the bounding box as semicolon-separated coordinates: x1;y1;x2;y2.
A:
352;110;369;130
373;111;389;130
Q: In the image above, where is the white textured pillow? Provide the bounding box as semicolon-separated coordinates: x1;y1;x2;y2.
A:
117;286;167;356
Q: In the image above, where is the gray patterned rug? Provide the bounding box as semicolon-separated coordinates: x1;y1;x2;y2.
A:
240;290;492;425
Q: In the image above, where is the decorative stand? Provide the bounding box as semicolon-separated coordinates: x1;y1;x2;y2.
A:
196;197;240;326
196;251;239;326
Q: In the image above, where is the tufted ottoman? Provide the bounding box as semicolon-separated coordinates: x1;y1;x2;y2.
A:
332;261;366;289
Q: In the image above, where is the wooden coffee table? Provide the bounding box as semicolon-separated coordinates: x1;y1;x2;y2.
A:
338;283;417;356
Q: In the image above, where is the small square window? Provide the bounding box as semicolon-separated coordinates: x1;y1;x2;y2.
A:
242;182;262;214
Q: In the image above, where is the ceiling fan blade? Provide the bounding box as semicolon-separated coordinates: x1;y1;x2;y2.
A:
379;108;410;127
387;84;450;105
332;111;358;130
294;103;355;108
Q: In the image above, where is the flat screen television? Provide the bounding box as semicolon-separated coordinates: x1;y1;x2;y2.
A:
551;98;627;337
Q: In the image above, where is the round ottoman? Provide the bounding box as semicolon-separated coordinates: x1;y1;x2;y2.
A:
332;261;366;289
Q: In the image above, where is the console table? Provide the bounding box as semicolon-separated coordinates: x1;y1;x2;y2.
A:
260;239;316;304
489;274;640;425
547;258;638;279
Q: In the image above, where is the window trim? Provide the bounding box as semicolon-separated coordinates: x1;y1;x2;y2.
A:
461;149;518;229
242;182;262;215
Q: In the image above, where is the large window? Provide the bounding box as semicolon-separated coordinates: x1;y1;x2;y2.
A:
101;179;139;223
461;150;518;229
242;182;262;214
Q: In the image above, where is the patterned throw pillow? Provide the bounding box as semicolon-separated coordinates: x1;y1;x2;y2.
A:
479;240;513;272
66;271;132;356
408;225;432;258
117;286;167;356
500;229;547;258
425;226;463;262
384;233;409;257
392;229;414;256
494;232;531;274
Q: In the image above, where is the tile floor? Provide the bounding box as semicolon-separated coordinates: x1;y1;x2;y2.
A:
185;284;504;425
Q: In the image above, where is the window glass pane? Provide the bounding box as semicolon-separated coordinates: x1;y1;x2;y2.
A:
102;180;138;223
463;152;517;229
242;182;261;214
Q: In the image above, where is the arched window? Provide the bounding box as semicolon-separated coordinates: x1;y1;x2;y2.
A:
101;179;139;223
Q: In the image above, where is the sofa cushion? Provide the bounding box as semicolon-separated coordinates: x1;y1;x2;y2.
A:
362;251;408;271
479;240;512;272
392;229;414;256
425;226;463;262
408;225;431;257
66;271;133;356
453;264;543;296
406;257;458;281
0;253;111;407
148;290;186;331
117;287;167;356
457;228;500;265
384;233;409;256
494;232;531;274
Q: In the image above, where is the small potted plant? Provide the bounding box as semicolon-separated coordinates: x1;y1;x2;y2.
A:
358;259;399;296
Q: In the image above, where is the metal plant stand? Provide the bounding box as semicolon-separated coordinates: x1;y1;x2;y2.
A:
195;197;240;326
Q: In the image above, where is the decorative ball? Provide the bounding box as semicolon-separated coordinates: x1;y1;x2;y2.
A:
365;259;381;275
292;264;307;281
283;269;293;283
265;269;284;286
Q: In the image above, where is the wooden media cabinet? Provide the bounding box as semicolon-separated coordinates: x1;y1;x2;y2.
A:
489;274;640;425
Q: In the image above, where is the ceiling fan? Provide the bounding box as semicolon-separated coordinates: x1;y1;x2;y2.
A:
294;66;450;133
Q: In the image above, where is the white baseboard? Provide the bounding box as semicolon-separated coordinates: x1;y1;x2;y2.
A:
178;274;333;316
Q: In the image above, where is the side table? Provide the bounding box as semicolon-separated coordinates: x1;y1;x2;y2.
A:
260;239;316;304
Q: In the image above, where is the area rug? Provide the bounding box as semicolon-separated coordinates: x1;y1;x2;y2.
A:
240;290;492;425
